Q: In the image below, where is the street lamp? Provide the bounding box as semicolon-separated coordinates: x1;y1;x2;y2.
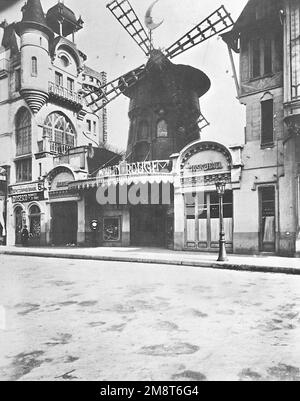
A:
215;180;228;262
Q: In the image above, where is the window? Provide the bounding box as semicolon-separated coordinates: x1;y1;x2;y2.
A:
15;69;21;92
87;119;91;132
261;99;274;146
15;108;32;156
251;37;273;78
264;38;272;75
67;77;74;92
43;112;76;153
157;119;168;138
31;57;37;77
251;39;261;78
60;55;69;68
15;158;32;183
93;121;97;134
55;71;63;87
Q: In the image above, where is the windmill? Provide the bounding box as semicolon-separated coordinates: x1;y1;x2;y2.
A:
84;0;234;162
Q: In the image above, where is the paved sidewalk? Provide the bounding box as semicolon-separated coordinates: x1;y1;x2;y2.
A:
0;245;300;275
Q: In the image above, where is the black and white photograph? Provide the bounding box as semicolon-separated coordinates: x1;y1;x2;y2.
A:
0;0;300;383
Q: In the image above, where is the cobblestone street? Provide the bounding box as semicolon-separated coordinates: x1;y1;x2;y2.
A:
0;255;300;381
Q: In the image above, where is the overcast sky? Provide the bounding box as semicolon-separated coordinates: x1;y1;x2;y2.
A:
0;0;248;151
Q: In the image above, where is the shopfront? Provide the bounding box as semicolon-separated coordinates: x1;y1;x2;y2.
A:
70;160;174;248
8;181;45;246
173;140;242;252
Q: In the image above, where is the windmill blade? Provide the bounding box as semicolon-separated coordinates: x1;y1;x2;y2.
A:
197;112;210;132
83;64;146;112
165;5;234;59
106;0;151;56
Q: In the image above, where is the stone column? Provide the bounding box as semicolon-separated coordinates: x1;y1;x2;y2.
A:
6;199;15;246
174;189;185;250
77;197;85;245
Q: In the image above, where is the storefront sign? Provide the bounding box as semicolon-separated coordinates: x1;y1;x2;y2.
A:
98;160;171;178
189;162;223;173
11;191;45;204
9;181;44;196
182;150;230;176
49;170;75;192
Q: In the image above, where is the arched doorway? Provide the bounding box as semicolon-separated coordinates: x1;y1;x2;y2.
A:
14;206;24;245
29;205;41;246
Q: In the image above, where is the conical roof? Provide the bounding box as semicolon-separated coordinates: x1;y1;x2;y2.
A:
15;0;53;38
1;23;19;55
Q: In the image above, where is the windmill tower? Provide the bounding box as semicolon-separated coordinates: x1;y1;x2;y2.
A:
85;0;234;162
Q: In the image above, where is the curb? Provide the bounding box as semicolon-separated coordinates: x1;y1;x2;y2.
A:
0;249;299;276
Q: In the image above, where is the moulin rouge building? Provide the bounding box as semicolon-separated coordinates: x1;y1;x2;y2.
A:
0;0;299;257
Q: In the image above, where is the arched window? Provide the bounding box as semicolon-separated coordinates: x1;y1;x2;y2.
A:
29;205;41;242
16;108;31;156
60;55;70;68
157;119;168;138
43;112;76;154
31;57;37;77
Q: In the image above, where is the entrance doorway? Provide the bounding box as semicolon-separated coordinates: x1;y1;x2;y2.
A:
15;206;23;245
184;191;233;251
130;205;167;247
29;205;41;246
51;202;78;246
259;186;276;252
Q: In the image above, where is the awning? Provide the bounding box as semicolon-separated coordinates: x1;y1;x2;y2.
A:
69;173;174;190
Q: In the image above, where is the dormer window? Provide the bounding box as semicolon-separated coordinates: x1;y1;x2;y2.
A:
250;36;273;79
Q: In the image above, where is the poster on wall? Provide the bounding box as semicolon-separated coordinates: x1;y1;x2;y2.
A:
103;217;121;242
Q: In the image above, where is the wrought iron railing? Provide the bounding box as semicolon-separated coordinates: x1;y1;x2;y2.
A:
48;82;83;105
49;141;73;155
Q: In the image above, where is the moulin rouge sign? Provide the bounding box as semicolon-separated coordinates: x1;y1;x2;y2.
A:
98;160;172;177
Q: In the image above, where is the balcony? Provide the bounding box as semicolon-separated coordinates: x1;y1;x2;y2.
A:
0;58;9;78
48;82;83;110
49;141;73;155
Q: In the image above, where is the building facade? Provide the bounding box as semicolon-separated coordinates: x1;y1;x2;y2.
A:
223;0;300;256
0;0;114;246
1;0;299;257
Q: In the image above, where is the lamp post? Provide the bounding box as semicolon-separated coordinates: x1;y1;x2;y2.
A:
215;180;228;262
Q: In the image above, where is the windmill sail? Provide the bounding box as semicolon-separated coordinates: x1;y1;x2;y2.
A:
84;64;146;112
107;0;151;56
165;6;234;59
